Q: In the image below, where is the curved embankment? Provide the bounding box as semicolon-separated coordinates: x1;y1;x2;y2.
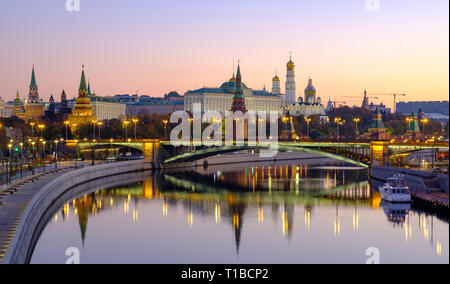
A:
2;160;152;264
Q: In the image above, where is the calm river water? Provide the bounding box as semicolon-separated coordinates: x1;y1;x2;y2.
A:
30;159;448;264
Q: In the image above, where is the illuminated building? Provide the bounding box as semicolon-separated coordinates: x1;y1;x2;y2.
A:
287;79;328;122
68;66;97;131
403;112;422;140
360;108;390;141
23;66;44;120
285;55;296;104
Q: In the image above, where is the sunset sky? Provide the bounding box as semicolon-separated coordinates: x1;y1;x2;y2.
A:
0;0;448;108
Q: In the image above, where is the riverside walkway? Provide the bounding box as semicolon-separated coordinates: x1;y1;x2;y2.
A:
0;162;87;262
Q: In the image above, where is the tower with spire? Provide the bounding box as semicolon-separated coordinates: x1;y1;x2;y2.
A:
13;91;25;118
68;65;97;132
59;90;72;116
23;65;44;120
362;90;369;109
272;71;281;96
285;53;296;105
230;62;247;113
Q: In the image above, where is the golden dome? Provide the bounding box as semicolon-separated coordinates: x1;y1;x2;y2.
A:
272;75;280;82
287;59;295;70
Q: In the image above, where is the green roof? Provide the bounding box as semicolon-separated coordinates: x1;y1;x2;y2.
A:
30;66;37;87
79;69;87;91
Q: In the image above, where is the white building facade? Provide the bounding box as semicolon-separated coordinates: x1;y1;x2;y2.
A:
184;75;281;114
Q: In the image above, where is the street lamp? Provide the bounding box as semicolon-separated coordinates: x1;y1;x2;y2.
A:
334;118;345;142
54;140;59;169
123;120;130;140
38;124;45;138
64;121;69;140
304;117;312;138
92;120;97;140
31;141;36;175
353;118;360;137
97;121;103;140
19;142;23;178
421;118;429;138
132;118;139;140
163;120;169;140
30;122;36;139
7;144;12;184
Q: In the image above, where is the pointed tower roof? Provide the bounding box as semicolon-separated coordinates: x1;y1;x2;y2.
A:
236;63;241;79
30;65;37;88
88;80;92;95
49;95;54;103
79;65;87;92
16;90;20;99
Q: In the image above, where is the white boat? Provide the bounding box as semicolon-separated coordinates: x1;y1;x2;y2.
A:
379;175;412;203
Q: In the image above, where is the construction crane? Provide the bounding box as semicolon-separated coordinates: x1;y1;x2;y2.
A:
364;93;406;113
330;100;347;108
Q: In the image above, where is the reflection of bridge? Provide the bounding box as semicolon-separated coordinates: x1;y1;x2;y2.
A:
67;139;449;168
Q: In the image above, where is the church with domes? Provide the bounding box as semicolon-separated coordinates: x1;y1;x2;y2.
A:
287;78;328;122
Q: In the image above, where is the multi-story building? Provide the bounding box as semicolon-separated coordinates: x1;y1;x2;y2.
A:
0;97;13;118
396;101;449;118
89;95;126;121
184;69;281;114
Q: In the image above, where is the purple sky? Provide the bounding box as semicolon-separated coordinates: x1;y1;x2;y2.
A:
0;0;448;108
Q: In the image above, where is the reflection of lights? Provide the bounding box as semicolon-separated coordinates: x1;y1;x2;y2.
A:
232;214;239;229
110;197;114;206
334;218;340;238
353;211;359;232
63;204;70;219
404;223;412;241
133;208;139;222
124;201;129;214
258;207;264;224
305;209;311;232
215;204;220;223
54;214;58;222
282;212;289;237
163;201;168;217
188;211;194;227
424;228;429;241
437;242;442;256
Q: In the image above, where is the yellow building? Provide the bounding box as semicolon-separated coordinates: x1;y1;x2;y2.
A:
68;66;97;132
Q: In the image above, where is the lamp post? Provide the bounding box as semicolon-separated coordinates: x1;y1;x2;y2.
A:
163;120;169;140
7;144;12;184
31;141;36;175
19;142;23;178
97;121;103;140
421;118;429;138
64;121;69;140
353;118;360;138
54;140;59;169
42;140;46;172
92;120;97;140
75;140;79;168
123;120;130;140
334;118;345;142
38;124;45;139
132;119;139;140
304;117;312;138
30;122;36;139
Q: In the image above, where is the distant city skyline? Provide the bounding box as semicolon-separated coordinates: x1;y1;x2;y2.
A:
0;0;448;109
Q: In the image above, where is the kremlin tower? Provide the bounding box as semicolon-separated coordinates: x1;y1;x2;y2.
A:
230;63;247;113
285;54;296;105
272;71;281;96
24;66;44;120
68;66;97;133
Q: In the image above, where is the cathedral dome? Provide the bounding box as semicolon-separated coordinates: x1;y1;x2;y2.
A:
298;97;304;104
272;75;280;82
316;97;322;104
305;79;316;93
287;59;295;70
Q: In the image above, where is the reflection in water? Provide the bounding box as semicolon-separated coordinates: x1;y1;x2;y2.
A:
32;162;448;264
